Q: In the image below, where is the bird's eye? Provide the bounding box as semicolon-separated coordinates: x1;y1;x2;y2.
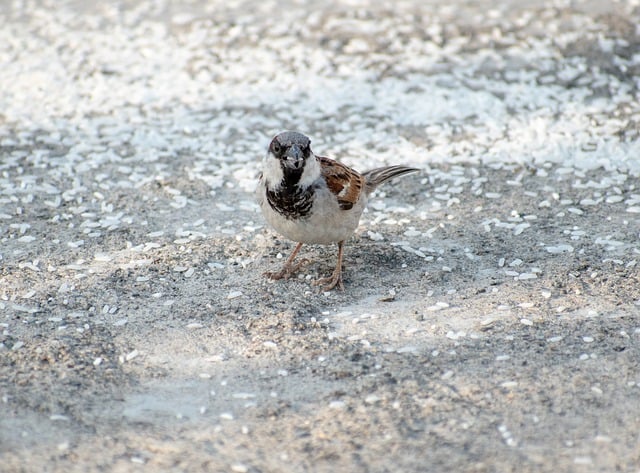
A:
272;141;281;154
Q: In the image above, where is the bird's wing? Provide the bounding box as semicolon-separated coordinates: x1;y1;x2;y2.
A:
318;156;365;211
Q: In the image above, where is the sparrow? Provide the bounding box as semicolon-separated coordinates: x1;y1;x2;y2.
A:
257;131;419;291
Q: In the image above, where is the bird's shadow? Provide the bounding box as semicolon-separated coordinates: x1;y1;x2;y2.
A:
305;237;424;284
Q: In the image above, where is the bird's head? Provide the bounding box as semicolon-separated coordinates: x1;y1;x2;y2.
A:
262;131;319;189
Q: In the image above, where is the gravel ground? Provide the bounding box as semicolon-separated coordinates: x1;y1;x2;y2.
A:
1;0;640;472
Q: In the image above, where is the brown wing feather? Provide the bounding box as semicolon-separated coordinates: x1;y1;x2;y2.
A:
318;156;364;211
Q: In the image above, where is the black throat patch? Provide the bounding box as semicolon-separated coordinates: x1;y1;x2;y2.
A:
266;183;314;219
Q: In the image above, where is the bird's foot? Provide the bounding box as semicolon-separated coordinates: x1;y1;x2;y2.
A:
264;258;310;281
313;269;344;292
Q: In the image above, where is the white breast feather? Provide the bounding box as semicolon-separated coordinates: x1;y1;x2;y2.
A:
298;154;321;188
261;152;284;188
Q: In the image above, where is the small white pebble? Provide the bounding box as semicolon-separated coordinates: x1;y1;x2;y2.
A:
501;381;518;389
233;393;256;400
368;231;384;241
573;457;593;465
50;414;69;421
397;345;418;354
545;244;574;254
427;302;449;311
365;394;380;404
446;331;466;340
94;253;112;262
125;350;139;361
441;370;454;380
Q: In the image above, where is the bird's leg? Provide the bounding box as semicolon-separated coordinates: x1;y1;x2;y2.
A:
313;240;345;291
264;242;308;280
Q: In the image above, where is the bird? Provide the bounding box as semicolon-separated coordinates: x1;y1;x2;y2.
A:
257;131;419;291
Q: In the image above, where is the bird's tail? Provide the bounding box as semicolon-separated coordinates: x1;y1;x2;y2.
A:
363;165;420;193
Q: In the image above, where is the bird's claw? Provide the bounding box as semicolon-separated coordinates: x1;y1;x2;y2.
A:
312;271;344;292
264;258;310;280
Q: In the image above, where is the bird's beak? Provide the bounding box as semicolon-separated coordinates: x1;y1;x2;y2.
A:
283;144;304;170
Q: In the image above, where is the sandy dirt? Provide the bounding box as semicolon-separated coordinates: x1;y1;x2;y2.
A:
1;1;640;472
